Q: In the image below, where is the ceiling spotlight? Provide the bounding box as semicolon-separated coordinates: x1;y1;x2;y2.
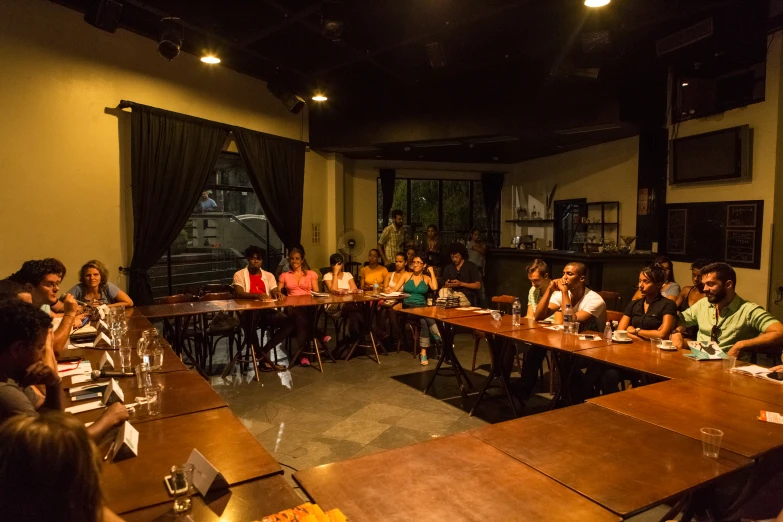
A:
312;94;328;102
584;0;610;6
201;55;220;64
267;79;305;114
681;82;689;87
158;17;183;61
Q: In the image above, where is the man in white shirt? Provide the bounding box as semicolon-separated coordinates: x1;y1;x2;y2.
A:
232;246;292;371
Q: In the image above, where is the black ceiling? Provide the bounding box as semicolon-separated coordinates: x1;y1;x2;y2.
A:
52;0;768;163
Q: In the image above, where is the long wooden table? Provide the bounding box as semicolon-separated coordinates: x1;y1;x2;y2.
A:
470;403;753;518
294;432;620;522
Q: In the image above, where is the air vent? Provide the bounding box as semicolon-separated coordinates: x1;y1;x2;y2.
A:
656;17;714;57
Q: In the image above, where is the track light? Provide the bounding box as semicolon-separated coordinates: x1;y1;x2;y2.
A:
201;55;220;64
312;94;328;102
585;0;610;6
267;79;305;114
158;17;184;61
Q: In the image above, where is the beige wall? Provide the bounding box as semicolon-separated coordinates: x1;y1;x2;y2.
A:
0;0;326;288
502;137;639;247
668;36;783;308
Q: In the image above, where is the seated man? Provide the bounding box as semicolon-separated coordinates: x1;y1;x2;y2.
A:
0;299;128;440
233;245;293;371
525;259;551;318
672;262;783;357
7;258;80;358
441;243;482;307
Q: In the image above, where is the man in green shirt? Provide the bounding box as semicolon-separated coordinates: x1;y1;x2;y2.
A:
672;262;783;357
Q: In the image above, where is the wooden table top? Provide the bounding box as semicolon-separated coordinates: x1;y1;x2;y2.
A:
496;327;613;352
443;313;543;334
588;379;783;459
136;302;226;318
400;306;488;321
470;403;752;518
67;369;226;425
102;408;282;515
294;432;620;522
121;475;302;520
66;342;188;375
576;340;783;406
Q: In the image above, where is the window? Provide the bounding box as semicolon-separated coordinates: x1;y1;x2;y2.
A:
151;152;284;298
377;178;500;249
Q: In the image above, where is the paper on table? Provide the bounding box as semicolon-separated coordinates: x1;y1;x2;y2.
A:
65;400;104;414
59;361;92;377
457;306;480;311
545;325;564;331
68;341;94;349
380;292;401;297
70;374;92;384
472;309;492;314
578;335;604;342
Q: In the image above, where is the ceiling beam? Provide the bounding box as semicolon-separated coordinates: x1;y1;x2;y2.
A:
240;2;325;47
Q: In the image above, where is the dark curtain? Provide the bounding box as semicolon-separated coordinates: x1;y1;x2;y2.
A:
232;127;306;250
379;168;396;227
127;105;229;305
481;172;504;245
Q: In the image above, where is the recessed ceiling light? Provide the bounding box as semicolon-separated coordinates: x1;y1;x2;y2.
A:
201;55;220;64
312;94;328;102
584;0;610;7
682;82;689;87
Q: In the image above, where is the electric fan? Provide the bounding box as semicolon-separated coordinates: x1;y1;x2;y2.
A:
337;229;366;273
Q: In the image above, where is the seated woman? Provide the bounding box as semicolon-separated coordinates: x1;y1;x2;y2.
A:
67;260;133;307
425;224;443;277
323;253;363;342
630;256;680;303
0;411;124;522
359;249;388;291
378;252;408;342
278;247;320;366
405;247;417;272
676;259;709;340
390;254;439;365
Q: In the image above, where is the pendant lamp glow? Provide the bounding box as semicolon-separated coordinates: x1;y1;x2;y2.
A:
585;0;610;6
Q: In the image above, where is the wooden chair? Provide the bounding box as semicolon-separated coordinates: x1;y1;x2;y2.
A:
606;310;624;323
154;293;199;367
199;292;242;375
598;291;622;312
198;284;233;297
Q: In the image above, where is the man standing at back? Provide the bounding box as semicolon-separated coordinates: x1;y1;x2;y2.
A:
672;262;783;357
378;209;405;267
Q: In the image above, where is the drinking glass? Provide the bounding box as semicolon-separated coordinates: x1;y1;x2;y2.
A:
701;427;724;458
563;321;578;335
650;337;662;350
170;464;194;513
137;328;158;357
135;363;152;389
146;385;161;416
723;356;737;371
119;347;132;372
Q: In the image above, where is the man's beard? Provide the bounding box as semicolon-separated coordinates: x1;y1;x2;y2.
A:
706;288;725;304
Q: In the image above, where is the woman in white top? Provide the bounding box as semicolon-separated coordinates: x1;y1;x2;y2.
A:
323;253;362;342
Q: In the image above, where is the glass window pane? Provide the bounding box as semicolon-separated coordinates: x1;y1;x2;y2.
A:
472;181;488;231
410;180;439;241
378;180;409;231
443;181;470;232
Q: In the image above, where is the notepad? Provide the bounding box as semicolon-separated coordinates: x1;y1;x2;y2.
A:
731;365;783;383
65;400;104;414
59;360;92;377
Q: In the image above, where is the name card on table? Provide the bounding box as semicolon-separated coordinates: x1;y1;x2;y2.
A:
97;304;110;320
102;378;124;405
97;319;111;333
186;448;228;496
98;351;115;369
113;421;139;461
94;332;113;349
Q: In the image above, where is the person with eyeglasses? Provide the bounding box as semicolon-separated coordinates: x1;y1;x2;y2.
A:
672;262;783;357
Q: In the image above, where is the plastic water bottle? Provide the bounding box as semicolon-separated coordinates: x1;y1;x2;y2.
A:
512;298;521;326
563;304;573;324
604;321;613;342
373;282;379;296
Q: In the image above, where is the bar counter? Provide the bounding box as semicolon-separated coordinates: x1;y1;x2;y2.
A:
484;248;655;308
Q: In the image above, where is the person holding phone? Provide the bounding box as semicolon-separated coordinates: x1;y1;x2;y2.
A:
440;243;482;307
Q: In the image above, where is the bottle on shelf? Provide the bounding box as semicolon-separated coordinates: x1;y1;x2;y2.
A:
512;298;521;326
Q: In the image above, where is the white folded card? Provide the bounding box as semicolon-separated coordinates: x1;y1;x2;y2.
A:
102;378;124;405
70;374;92;384
97;319;111;333
186;448;228;496
97;305;110;320
99;351;115;369
113;421;139;461
65;399;104;414
94;332;113;348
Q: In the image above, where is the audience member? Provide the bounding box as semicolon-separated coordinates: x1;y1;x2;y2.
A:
278;247;320;366
676;259;709;339
359;249;388;291
232;245;292;371
631;255;680;302
525;259;551;317
377;209;405;266
0;299;128;441
466;228;487;274
618;265;678;341
324;253;363;343
274;243;310;279
405;247;417;272
672;262;783;357
534;262;606;330
441;242;482;307
424;225;443;276
0;412;124;522
67;260;133;308
378;253;408;342
390;254;439;365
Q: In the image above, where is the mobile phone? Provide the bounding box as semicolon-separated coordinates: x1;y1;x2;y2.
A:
582;334;595;340
80;316;90;327
766;372;783;381
164;475;189;496
58;356;81;364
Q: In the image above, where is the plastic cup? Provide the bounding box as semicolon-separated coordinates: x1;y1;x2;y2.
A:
700;427;723;458
171;464;194;513
650;337;662;350
146;385;161;416
723;356;737;371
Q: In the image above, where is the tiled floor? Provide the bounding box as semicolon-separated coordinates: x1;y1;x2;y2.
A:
207;331;671;521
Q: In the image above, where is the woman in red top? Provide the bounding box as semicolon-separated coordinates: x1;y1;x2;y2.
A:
278;247;320;365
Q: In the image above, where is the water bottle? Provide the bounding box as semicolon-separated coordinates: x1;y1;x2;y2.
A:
373;282;379;296
604;321;613;342
563;304;573;334
512;297;521;326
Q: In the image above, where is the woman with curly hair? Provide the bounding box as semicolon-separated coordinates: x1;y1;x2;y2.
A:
67;260;133;307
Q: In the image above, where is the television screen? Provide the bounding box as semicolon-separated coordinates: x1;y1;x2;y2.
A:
670;126;749;185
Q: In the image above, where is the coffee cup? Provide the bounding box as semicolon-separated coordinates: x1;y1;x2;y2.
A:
553;311;564;325
660;340;673;349
614;330;628;341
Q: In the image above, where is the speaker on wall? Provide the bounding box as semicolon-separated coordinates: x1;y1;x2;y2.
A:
84;0;123;33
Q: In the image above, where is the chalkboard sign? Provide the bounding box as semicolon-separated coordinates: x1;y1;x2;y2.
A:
665;200;762;269
725;230;755;264
726;204;757;228
667;209;687;254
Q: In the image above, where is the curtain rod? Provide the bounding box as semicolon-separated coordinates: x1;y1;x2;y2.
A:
117;100;309;145
374;166;508;173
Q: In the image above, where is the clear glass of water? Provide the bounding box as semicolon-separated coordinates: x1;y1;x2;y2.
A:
135;363;152;389
701;427;724;458
119;347;132;373
170;464;194;513
146;385;161;416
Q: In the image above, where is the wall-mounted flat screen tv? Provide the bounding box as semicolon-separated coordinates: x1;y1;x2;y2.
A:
669;125;751;185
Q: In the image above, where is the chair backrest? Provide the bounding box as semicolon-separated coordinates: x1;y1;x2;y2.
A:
319;266;331;276
199;292;234;302
598;291;622;312
491;295;516;312
199;284;233;296
606;310;624;323
155;294;197;305
345;261;362;278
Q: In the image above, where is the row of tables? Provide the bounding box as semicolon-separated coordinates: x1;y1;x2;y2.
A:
291;305;783;521
65;310;302;519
